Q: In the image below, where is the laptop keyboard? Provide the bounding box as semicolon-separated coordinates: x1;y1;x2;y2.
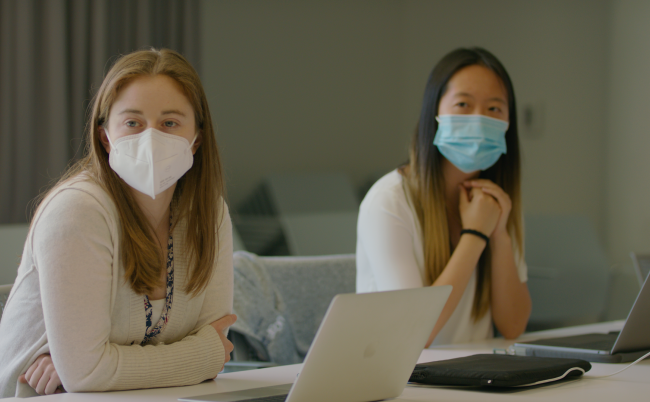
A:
236;394;288;402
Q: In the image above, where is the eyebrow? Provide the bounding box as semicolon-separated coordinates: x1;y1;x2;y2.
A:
488;97;507;105
162;109;186;117
118;109;187;117
453;92;507;104
118;109;144;115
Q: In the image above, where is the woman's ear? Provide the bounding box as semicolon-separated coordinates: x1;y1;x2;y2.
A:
99;127;111;154
192;131;203;155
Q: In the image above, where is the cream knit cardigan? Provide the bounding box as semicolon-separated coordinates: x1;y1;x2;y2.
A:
0;176;233;398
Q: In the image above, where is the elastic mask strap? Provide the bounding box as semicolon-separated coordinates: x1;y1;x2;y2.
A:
188;134;198;149
104;129;117;153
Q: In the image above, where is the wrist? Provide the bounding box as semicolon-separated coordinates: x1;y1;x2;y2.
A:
458;230;489;255
456;233;488;262
460;228;490;245
490;230;511;248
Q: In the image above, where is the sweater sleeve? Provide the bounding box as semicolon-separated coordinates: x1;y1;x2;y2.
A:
34;188;225;392
357;189;425;291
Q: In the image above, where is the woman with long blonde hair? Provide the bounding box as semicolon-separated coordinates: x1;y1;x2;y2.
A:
356;47;531;347
0;48;235;397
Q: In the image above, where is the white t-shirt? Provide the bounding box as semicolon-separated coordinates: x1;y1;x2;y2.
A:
150;299;165;326
356;170;527;346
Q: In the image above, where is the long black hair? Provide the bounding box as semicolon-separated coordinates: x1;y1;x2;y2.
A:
405;47;523;320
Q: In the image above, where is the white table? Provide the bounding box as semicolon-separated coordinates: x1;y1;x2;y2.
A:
15;320;650;402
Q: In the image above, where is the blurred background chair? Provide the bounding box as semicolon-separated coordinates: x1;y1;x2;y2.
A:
524;214;610;331
232;172;359;256
0;224;27;323
225;251;356;372
0;284;12;322
0;224;29;286
629;252;650;288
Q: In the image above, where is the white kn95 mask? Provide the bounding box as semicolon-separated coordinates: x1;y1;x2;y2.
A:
106;128;197;199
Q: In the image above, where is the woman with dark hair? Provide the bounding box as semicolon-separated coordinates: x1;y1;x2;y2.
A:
356;47;531;347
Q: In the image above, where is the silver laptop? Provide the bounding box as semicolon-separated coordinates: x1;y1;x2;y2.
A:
180;285;452;402
513;272;650;363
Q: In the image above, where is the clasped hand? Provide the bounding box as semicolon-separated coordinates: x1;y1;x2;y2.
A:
211;314;237;374
19;313;238;395
459;179;511;238
18;354;63;395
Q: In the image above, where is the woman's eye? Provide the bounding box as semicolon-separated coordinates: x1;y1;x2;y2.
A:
126;120;138;128
163;121;177;128
489;106;503;113
456;102;468;108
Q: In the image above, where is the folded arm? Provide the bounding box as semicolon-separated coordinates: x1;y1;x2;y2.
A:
34;189;227;392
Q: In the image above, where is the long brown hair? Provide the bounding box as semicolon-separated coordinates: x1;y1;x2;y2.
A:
35;48;224;297
403;47;523;320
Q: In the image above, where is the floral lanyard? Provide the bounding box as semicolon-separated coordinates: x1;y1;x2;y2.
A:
141;215;174;345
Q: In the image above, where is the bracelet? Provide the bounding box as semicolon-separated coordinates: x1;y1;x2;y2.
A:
460;229;489;246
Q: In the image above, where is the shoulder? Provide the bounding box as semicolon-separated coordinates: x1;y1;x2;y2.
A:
360;170;412;218
217;197;231;229
42;176;114;215
32;175;118;239
42;174;113;210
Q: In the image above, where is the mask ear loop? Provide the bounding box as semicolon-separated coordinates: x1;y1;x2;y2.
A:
187;134;199;153
104;129;118;155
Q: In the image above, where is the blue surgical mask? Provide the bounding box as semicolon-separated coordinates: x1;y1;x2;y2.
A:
433;114;508;173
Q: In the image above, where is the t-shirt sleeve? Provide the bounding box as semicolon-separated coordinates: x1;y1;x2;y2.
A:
357;187;425;291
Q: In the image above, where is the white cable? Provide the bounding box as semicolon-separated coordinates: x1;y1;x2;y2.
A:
585;350;650;379
515;367;585;387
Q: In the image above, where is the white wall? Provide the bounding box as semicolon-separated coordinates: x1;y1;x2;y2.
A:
201;0;405;206
605;0;650;313
202;0;610;245
607;0;650;268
